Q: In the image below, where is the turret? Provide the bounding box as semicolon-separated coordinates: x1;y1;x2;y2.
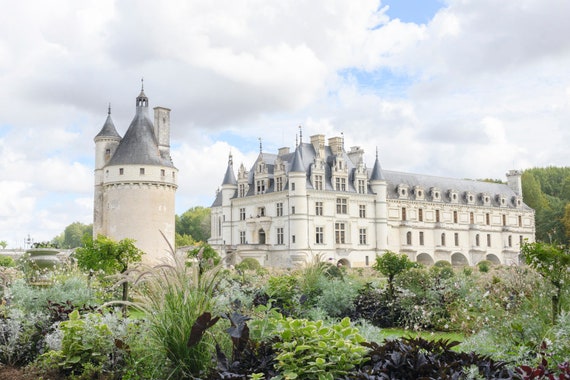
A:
506;169;523;196
369;149;388;253
288;147;308;253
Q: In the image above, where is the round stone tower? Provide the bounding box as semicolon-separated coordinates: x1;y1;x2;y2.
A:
93;85;178;264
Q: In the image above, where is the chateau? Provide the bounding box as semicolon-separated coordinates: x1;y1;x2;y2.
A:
209;134;535;268
93;86;178;263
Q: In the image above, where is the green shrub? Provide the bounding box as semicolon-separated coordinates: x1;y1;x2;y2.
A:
273;317;367;379
0;256;15;268
0;308;51;366
315;278;359;318
130;250;228;378
235;258;261;271
477;260;492;273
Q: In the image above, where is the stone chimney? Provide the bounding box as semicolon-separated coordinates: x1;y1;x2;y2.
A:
154;107;171;156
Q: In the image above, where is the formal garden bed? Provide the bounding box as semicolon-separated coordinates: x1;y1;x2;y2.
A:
1;244;569;379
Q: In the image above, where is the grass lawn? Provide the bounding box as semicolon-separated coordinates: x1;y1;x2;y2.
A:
378;328;465;343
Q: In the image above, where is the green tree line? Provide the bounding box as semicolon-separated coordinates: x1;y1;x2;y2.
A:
522;166;570;244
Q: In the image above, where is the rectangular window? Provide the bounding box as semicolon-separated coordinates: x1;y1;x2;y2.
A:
470;212;474;224
508;235;512;247
276;177;283;192
292;235;296;243
277;228;284;245
314;175;323;190
357;179;365;194
419;231;424;245
359;228;367;244
335;177;346;191
256;180;265;194
119;168;124;175
518;215;522;227
315;227;324;244
486;213;490;225
453;211;458;223
315;201;323;216
454;232;459;246
406;231;412;245
258;207;265;217
276;202;283;217
239;184;246;197
436;210;440;223
418;208;423;222
336;198;347;214
291;182;296;191
487;234;491;247
140;168;145;175
239;208;246;221
402;207;407;221
239;231;246;244
335;222;346;244
291;206;295;214
161;169;165;176
365;256;369;266
359;204;366;218
502;214;507;226
441;233;446;246
519;235;523;246
476;234;480;246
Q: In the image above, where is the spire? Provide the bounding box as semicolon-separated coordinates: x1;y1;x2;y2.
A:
299;125;303;145
222;151;237;186
136;78;148;110
95;103;121;140
290;145;305;173
370;147;385;181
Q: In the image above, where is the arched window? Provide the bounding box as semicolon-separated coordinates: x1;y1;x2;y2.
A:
406;231;412;245
259;229;266;244
441;233;446;246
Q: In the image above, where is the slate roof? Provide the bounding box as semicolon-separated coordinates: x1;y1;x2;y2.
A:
106;95;174;168
95;113;121;140
212;139;529;210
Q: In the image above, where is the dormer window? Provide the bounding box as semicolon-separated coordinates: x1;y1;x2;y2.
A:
496;194;507;207
512;196;523;208
414;186;425;200
448;189;458;203
481;193;491;206
431;187;441;202
397;184;409;199
465;191;475;205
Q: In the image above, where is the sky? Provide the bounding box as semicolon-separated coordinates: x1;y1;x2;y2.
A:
1;0;570;249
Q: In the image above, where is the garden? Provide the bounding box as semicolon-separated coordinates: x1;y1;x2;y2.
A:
1;240;569;379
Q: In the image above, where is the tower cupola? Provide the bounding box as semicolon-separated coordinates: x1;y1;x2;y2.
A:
136;79;149;113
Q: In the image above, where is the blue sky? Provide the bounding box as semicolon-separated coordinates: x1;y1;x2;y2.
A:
1;0;570;248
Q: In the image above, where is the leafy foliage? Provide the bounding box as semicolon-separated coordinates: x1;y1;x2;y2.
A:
51;222;93;249
521;241;570;323
75;235;142;275
345;337;515;379
175;206;211;243
373;250;415;300
272;317;367;380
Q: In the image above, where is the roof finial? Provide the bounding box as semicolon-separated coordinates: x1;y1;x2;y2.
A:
299;125;303;145
341;131;344;150
258;137;262;154
141;77;144;91
228;150;233;166
376;146;379;159
108;103;111;115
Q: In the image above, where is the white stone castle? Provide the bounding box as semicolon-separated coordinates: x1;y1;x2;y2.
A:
209;133;535;268
93;85;178;263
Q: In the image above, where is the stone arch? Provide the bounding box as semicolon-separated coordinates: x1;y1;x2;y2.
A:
416;252;434;265
258;229;266;244
486;254;501;265
451;252;469;266
337;258;351;268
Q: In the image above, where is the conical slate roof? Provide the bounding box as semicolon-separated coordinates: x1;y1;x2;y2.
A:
289;146;305;173
222;154;237;185
95;111;121;140
370;152;385;181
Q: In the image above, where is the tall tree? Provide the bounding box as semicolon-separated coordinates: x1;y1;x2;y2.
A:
521;241;570;324
175;206;211;243
373;251;415;301
52;222;93;248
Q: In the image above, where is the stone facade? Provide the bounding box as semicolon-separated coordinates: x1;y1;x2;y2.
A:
93;87;177;263
209;134;535;268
